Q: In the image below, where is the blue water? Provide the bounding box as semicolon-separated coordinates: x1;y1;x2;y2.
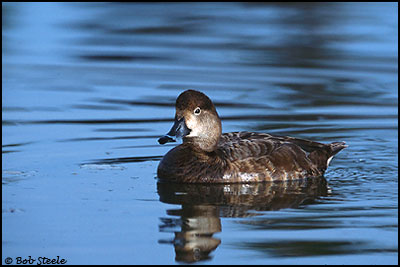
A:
2;2;398;265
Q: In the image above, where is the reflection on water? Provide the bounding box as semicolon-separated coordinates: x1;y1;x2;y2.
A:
159;205;221;263
157;178;329;263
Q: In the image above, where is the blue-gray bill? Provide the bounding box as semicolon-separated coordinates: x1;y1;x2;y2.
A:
158;117;191;145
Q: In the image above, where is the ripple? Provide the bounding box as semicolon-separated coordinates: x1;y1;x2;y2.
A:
85;155;163;165
233;240;397;258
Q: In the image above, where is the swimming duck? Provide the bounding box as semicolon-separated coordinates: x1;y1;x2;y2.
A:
157;90;347;183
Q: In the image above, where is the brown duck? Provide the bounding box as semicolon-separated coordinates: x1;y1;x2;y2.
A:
157;90;347;183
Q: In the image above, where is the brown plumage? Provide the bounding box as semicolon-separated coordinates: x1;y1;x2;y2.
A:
157;90;347;183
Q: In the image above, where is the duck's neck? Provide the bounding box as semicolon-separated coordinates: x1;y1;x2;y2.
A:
183;135;220;153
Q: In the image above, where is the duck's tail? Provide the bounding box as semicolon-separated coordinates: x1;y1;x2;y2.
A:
306;141;347;172
329;141;348;156
326;141;348;166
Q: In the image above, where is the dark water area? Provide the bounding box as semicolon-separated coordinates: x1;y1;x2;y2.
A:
2;2;398;264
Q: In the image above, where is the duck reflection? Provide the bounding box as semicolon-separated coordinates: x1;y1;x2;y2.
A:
157;177;330;263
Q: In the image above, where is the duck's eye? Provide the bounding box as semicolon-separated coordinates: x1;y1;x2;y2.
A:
194;107;201;115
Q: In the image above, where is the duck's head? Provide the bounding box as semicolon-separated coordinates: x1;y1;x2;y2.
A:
158;90;222;152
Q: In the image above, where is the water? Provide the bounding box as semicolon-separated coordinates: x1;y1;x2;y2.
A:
2;2;398;265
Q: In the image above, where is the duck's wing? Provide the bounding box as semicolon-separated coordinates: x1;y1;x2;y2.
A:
265;134;347;157
218;131;283;161
218;131;347;164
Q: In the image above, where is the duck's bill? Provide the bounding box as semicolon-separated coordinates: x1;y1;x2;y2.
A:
158;117;191;145
158;135;176;145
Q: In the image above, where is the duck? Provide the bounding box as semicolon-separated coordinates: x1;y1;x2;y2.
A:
157;89;347;183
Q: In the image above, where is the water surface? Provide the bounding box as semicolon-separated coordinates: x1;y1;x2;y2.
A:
2;2;398;265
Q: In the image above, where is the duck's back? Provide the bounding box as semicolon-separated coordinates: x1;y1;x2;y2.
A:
217;132;347;182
